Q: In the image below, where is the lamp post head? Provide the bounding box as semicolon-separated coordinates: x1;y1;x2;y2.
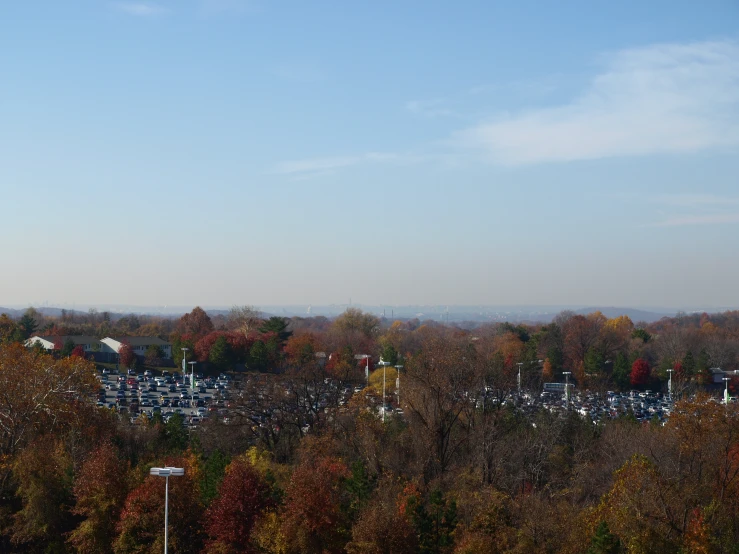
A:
150;467;184;477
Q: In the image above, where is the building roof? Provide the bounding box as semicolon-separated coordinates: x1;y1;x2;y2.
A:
32;335;100;345
110;336;171;347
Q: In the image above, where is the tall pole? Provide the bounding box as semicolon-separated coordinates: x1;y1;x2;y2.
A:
164;475;169;554
382;361;387;423
181;348;188;376
395;364;402;407
724;377;730;405
667;369;673;401
516;362;523;393
563;372;571;409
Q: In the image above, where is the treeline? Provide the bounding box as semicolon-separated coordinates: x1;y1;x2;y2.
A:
1;308;739;552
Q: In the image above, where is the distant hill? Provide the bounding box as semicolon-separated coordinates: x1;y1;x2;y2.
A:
574;307;674;324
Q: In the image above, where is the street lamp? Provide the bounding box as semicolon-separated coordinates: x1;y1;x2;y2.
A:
395;364;403;407
378;358;391;423
188;361;197;390
723;377;730;405
150;466;184;554
181;348;188;376
666;369;673;401
516;362;523;393
563;372;572;409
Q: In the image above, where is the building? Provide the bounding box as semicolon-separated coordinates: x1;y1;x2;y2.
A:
100;336;172;359
25;335;101;352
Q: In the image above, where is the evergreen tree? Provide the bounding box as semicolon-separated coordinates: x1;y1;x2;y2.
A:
588;521;622;554
249;340;269;372
18;312;38;340
612;352;630;390
61;338;76;357
208;335;231;372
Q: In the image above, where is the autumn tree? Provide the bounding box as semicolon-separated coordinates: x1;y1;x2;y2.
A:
68;441;129;554
145;344;165;366
0;313;22;344
204;457;274;553
227;305;262;334
629;358;650;387
9;438;75;551
280;456;350;553
114;453;204;554
71;344;86;358
176;306;214;339
0;344;97;492
284;332;319;367
404;334;479;481
118;340;135;368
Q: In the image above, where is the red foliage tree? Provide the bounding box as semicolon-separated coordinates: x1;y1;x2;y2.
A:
118;341;135;368
176;307;214;340
70;345;85;358
280;456;350;553
204;458;273;553
284;333;319;366
630;358;650;387
68;441;129;553
114;454;204;554
195;331;254;364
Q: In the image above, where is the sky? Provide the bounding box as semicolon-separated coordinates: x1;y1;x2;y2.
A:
1;0;738;310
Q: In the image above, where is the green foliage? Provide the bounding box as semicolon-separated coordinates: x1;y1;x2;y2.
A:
61;338;76;358
259;316;292;344
588;521;622;554
344;460;376;522
161;413;189;452
682;351;696;376
18;312;38;340
584;347;605;375
546;346;564;372
380;343;399;366
409;489;457;554
500;322;530;342
631;328;651;343
612;352;630;390
249;340;269;372
144;344;164;360
208;335;231;371
201;449;230;505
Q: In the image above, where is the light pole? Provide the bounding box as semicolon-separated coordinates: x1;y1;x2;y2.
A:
666;369;673;401
378;358;391;423
516;362;523;393
181;348;188;376
724;377;730;405
563;371;572;409
150;466;184;554
395;364;403;407
188;361;197;390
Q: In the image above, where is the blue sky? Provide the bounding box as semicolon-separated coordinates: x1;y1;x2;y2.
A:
1;1;738;309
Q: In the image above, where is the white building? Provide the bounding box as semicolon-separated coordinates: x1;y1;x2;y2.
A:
100;336;172;358
25;335;101;352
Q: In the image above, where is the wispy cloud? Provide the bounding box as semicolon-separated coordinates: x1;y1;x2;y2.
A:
651;213;739;227
405;99;455;118
272;152;419;177
113;2;168;16
647;193;739;226
198;0;258;15
652;193;739;207
455;40;739;165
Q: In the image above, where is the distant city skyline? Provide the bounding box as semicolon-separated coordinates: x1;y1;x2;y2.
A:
2;1;738;307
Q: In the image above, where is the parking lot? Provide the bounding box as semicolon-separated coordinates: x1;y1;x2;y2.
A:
96;368;232;426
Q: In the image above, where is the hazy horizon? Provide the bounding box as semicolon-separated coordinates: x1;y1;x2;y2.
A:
2;1;738;308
